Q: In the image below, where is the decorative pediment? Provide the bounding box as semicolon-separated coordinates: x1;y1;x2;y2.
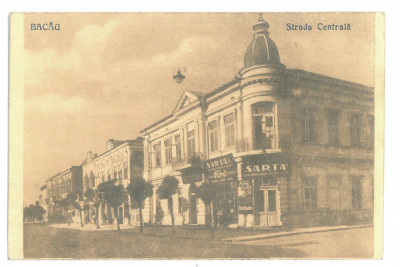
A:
173;90;203;114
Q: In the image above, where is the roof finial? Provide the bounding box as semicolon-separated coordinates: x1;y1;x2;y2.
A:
259;13;264;21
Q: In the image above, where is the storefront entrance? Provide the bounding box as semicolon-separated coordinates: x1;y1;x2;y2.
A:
259;186;281;226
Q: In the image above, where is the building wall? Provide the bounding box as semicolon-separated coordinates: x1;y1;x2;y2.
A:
141;66;374;228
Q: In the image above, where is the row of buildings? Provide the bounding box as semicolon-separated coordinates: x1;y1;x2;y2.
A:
39;15;374;228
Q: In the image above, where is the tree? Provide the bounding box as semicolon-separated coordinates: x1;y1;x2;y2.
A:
34;202;46;223
84;188;101;229
103;183;125;230
197;182;218;237
156;175;179;234
127;178;153;233
97;179;117;225
67;192;84;227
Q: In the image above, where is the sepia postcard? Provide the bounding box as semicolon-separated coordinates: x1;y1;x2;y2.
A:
8;12;384;260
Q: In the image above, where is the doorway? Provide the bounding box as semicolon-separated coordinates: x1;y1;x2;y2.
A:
259;187;281;226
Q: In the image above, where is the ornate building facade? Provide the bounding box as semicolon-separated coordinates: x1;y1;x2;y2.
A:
44;166;83;223
140;15;374;228
81;138;144;225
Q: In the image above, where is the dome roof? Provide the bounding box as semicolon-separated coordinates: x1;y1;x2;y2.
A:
244;14;281;68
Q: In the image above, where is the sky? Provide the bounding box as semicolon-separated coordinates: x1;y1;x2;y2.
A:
22;13;375;205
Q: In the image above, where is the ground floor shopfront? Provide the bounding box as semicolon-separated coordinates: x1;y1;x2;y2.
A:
140;152;374;228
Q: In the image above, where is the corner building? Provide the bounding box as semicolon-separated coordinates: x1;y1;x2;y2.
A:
140;16;374;228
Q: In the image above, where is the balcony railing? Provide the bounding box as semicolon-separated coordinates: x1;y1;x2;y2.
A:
235;138;250;153
171;152;203;170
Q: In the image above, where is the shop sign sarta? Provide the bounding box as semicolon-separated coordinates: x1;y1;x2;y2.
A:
242;154;290;180
204;154;237;183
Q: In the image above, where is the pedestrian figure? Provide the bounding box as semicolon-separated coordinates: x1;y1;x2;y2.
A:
217;208;223;228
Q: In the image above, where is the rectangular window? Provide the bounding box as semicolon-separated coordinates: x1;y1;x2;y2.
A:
123;162;128;179
102;171;105;183
303;109;314;142
252;102;276;150
224;114;236;148
175;135;181;160
303;177;317;210
350;114;361;147
154;143;161;167
208;120;219;152
366;115;374;148
118;164;123;180
164;139;172;164
327;177;341;210
187;130;196;157
327;110;340;145
352;177;362;209
107;170;111;181
113;167;117;180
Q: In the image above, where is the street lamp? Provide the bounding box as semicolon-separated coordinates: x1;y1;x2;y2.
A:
173;69;186;83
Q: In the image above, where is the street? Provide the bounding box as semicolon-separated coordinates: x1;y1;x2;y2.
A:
239;227;374;258
23;224;373;259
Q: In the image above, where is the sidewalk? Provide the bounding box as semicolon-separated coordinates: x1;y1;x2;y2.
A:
49;223;135;231
220;224;373;242
47;222;373;243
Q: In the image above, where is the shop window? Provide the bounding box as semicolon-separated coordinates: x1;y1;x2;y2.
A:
164;139;172;164
350;114;361;147
352;177;362;209
154;143;161;167
303;177;317;210
256;189;265;212
187;130;196;157
224;114;236;148
252;102;276;150
175;135;181;160
303;109;314;142
208;120;220;152
327;110;340;145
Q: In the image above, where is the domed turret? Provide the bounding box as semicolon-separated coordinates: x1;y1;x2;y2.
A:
243;14;281;68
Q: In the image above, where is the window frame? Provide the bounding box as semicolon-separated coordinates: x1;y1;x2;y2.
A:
153;143;161;168
350;113;362;147
224;114;236;148
164;138;172;165
187;130;196;157
208;120;220;153
303;177;318;210
174;135;181;160
352;176;362;210
252;102;277;150
327;110;340;146
303;109;314;142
